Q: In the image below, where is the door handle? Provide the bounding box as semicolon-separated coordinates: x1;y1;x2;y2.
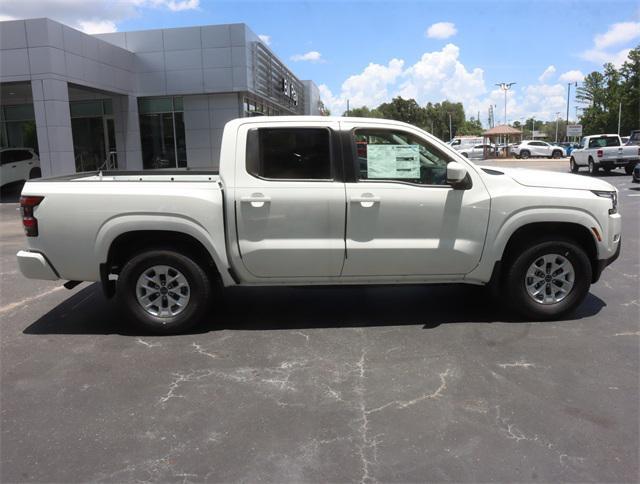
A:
350;194;380;207
241;194;271;207
11;165;16;168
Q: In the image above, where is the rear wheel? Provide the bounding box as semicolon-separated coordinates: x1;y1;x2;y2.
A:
116;249;212;334
570;157;579;173
520;150;530;159
625;163;636;175
505;237;591;320
588;158;599;176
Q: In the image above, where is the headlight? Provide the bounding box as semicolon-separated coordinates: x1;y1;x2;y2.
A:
592;190;618;214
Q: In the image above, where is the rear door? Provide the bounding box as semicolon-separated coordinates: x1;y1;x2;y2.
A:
233;121;346;278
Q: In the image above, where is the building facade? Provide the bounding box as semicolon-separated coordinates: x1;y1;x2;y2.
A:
0;18;322;176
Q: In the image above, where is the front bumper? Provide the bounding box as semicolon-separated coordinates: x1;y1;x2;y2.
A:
16;250;59;280
593;238;621;283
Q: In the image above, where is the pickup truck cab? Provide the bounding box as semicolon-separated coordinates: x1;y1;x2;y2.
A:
570;134;640;175
17;116;621;333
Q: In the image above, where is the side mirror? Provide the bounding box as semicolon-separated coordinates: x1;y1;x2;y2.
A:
447;161;471;189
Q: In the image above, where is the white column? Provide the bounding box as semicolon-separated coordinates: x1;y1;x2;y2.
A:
31;79;75;176
123;95;143;170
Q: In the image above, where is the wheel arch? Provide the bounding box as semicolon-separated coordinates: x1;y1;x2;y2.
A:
96;215;233;297
499;221;599;282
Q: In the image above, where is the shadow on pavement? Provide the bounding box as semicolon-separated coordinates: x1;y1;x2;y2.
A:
23;281;606;336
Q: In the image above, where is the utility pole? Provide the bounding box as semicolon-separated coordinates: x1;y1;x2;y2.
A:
555;112;561;143
565;82;577;141
346;99;350;117
495;82;516;125
448;112;453;141
617;101;622;135
531;118;535;138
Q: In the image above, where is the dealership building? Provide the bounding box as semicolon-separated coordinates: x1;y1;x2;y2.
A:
0;18;322;176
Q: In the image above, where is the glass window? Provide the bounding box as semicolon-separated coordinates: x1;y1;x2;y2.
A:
246;128;332;180
589;136;620;148
354;129;451;186
138;97;186;169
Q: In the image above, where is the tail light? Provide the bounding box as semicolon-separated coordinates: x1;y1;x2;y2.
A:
596;149;603;157
20;196;44;237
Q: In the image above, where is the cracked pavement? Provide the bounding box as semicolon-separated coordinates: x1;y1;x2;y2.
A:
1;161;638;483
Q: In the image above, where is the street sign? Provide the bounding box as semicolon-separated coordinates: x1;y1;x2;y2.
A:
532;130;546;138
566;124;583;137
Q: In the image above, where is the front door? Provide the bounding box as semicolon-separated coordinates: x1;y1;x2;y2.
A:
234;121;346;278
342;123;490;277
71;115;117;171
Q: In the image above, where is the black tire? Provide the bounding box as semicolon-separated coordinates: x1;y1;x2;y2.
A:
504;237;592;321
462;152;469;158
29;167;42;179
520;150;530;159
588;158;599;176
116;249;212;334
551;150;562;159
625;163;636;175
570;157;579;173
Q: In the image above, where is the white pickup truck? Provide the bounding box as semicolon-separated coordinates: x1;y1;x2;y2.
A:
17;117;621;333
570;134;640;175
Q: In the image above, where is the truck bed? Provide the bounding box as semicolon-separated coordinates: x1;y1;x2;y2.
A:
28;169;220;183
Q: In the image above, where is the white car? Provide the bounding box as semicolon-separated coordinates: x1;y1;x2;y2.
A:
1;148;41;187
511;140;565;159
17;116;621;334
569;134;640;176
459;143;495;160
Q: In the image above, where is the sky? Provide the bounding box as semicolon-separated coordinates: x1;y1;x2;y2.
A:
1;0;639;124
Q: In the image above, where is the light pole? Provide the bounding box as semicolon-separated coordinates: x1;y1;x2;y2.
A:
555;111;561;143
495;82;516;125
565;82;577;141
448;112;453;140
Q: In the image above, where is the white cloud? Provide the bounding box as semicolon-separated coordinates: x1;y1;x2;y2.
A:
594;21;640;49
559;70;584;83
290;51;324;62
426;22;457;39
318;43;586;122
0;0;199;34
581;47;632;67
77;19;117;34
538;65;556;82
258;34;271;45
581;21;638;67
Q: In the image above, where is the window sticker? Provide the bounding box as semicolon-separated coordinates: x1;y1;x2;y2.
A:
367;144;420;179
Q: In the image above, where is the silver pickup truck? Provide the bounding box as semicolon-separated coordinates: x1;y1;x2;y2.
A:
570;134;640;175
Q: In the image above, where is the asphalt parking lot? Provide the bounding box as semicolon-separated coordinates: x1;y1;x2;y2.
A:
1;159;638;483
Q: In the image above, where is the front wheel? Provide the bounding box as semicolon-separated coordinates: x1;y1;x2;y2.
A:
551;150;563;159
116;249;212;334
504;238;591;320
625;163;636;175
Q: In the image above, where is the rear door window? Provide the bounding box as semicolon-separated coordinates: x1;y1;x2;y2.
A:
246;128;332;180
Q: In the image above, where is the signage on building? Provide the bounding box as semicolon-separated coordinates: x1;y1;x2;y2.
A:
566;124;583;137
282;78;298;106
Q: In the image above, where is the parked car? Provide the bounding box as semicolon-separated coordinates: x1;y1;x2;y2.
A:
570;134;640;175
0;148;41;187
626;130;640;146
511;140;565;159
17;116;621;334
559;142;580;156
633;163;640;183
459;143;495;160
448;137;484;151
